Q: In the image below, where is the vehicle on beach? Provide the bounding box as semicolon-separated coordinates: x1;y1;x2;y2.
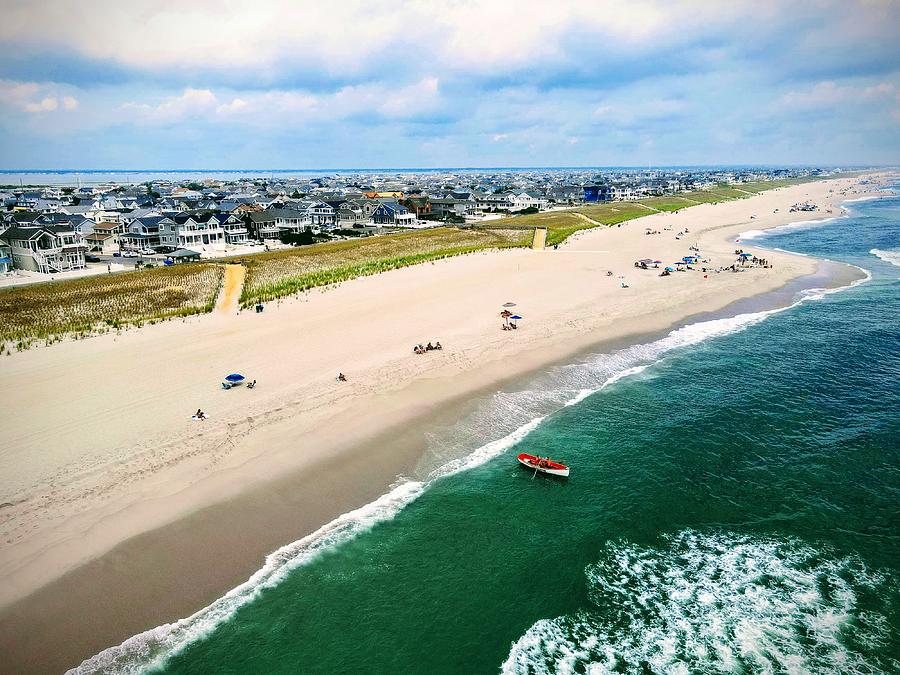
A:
517;453;570;477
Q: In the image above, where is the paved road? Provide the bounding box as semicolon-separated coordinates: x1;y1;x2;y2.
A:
89;253;166;269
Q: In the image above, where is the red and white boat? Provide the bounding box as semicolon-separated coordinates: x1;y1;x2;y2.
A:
517;453;570;477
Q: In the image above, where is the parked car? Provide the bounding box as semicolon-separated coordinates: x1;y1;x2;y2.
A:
140;248;155;256
112;252;122;257
85;254;102;263
122;251;137;258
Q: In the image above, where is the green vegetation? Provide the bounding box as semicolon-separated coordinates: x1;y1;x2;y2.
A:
0;264;224;349
636;196;698;212
238;227;530;306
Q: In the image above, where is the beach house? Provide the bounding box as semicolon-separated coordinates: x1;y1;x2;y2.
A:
371;201;416;227
0;223;88;273
121;215;175;251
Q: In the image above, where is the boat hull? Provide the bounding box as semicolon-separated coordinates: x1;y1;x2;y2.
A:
517;453;570;477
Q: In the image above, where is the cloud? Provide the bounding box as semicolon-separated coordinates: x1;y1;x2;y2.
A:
123;87;218;123
0;2;898;167
0;79;79;114
24;96;58;112
121;79;442;127
780;79;900;109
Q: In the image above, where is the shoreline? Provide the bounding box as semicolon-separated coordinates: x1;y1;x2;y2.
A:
0;175;886;672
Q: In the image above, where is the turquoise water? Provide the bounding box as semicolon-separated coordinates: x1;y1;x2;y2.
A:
78;194;899;674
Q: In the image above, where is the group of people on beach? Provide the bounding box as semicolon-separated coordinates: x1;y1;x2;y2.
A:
413;342;442;354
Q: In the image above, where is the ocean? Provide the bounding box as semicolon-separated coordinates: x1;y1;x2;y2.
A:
75;191;899;674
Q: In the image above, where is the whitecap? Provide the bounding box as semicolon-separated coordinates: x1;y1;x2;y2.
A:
502;530;898;674
870;248;900;269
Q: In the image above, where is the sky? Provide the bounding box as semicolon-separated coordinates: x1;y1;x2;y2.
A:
0;0;898;169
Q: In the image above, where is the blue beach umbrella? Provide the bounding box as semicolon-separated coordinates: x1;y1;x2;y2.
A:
224;373;245;382
665;266;675;272
510;315;523;320
739;252;752;257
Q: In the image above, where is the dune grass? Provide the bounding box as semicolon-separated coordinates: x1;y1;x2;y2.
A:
238;227;530;306
0;264;224;350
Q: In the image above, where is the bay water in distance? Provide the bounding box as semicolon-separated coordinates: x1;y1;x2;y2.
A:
76;191;900;674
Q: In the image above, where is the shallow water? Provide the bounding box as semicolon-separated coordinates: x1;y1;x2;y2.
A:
75;191;900;674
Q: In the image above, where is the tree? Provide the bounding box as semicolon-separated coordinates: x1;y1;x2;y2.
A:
279;229;316;246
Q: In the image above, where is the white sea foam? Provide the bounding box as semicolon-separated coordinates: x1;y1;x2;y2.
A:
71;267;872;674
502;530;898;674
871;248;900;268
738;215;842;242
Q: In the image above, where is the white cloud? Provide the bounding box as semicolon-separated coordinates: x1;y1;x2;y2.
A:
0;80;80;113
123;87;217;122
120;79;441;127
24;96;58;112
0;1;757;79
780;79;900;109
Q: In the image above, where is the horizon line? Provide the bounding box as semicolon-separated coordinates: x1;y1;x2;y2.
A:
0;164;883;174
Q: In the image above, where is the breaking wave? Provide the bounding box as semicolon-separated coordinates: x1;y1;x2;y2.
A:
738;215;842;242
502;530;899;674
870;248;900;269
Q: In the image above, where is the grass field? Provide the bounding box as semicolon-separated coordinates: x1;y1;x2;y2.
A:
636;196;699;212
238;227;530;306
0;264;224;350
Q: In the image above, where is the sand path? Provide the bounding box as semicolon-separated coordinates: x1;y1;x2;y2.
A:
215;264;246;313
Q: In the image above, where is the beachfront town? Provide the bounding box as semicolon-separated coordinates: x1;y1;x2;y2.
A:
0;166;835;280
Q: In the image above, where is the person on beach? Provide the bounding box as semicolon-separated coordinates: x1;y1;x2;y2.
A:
195;409;207;420
337;373;347;382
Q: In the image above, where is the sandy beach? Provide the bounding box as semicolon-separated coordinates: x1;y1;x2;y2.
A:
0;175;883;672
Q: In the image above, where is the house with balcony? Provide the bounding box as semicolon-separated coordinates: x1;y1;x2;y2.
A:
336;201;367;228
244;208;306;241
304;201;337;229
509;191;549;212
214;213;250;244
121;215;175;251
371;201;415;227
163;213;227;249
0;224;87;273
